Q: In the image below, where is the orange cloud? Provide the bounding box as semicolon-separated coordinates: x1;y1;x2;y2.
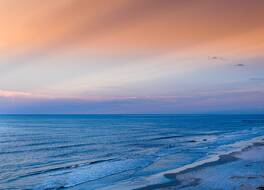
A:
0;0;264;54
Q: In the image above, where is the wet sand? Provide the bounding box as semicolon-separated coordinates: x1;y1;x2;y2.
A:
136;141;264;190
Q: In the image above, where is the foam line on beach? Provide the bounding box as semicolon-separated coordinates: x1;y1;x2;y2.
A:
135;135;264;190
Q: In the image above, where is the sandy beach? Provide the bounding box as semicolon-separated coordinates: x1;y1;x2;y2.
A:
136;140;264;190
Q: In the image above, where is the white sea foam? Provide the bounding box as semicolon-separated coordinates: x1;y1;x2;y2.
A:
99;135;264;190
33;158;153;190
148;135;264;182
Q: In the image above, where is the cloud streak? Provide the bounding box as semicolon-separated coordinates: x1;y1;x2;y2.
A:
1;0;264;53
0;90;31;98
1;90;263;114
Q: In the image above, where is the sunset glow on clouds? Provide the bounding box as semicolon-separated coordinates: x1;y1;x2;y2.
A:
0;90;31;98
0;0;264;113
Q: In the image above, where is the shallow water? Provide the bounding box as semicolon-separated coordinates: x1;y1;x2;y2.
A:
177;145;264;190
0;114;264;190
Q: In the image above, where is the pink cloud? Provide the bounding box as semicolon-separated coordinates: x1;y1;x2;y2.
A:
0;90;31;97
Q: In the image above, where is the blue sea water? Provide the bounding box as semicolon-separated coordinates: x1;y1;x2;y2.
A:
0;114;264;190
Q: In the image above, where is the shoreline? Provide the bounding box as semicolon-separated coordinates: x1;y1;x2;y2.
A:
135;136;264;190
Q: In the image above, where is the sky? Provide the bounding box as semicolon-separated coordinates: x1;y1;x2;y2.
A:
0;0;264;114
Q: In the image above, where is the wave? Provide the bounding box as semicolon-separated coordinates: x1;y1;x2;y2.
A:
0;142;96;155
32;157;155;190
135;135;264;190
30;135;264;190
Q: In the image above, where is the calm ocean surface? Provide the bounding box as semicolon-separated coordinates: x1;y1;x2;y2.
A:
0;114;264;190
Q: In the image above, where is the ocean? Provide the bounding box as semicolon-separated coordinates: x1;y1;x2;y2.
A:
0;114;264;190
